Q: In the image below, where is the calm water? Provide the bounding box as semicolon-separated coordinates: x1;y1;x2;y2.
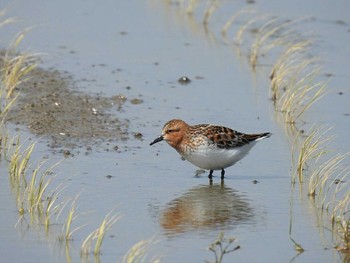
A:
0;0;349;262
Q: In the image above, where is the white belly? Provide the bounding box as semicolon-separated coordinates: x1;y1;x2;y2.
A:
182;143;256;170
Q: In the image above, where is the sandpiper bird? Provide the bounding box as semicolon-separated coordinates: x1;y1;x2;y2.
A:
150;119;271;181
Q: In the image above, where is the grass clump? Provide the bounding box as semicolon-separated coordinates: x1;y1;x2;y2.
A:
1;17;37;122
305;151;350;254
1;31;38;98
335;219;350;252
332;179;350;254
8;137;33;186
7;139;63;228
81;210;121;256
309;153;350;201
270;42;326;124
270;41;312;102
291;126;331;184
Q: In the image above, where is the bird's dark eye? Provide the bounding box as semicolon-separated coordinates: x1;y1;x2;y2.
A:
167;128;179;134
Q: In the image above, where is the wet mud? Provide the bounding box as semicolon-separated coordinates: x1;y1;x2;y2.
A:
4;63;130;154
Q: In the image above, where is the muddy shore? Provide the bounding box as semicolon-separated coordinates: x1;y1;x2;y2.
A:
3;62;130;154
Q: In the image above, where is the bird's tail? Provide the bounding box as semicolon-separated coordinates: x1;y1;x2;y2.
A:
245;132;272;142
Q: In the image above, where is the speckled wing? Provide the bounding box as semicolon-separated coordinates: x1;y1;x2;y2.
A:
196;124;269;149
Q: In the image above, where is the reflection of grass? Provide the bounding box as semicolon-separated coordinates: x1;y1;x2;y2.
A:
289;189;305;254
81;210;121;256
206;232;240;263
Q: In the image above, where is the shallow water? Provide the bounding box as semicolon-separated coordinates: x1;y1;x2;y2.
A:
0;0;349;262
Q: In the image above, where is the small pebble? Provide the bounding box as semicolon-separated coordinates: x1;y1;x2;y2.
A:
133;132;143;139
130;98;143;105
178;76;191;85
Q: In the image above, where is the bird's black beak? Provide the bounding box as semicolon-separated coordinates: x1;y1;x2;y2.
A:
150;136;164;146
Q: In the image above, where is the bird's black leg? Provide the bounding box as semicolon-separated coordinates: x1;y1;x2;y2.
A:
208;170;213;183
221;169;225;180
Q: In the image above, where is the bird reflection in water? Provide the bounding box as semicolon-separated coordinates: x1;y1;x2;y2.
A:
160;183;254;235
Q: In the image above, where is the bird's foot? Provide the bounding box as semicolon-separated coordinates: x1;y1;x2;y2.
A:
208;170;214;184
221;169;225;180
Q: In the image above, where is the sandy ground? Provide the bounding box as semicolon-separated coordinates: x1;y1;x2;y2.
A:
4;63;130;154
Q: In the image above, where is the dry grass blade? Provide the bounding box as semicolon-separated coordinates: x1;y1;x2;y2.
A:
0;93;19;125
64;195;78;240
58;194;86;241
249;17;310;68
221;9;255;37
333;177;350;252
121;238;161;263
269;40;326;126
308;153;349;198
291;126;331;183
2;53;37;98
0;7;16;28
6;136;64;230
203;0;219;26
1;31;38;98
80;210;121;256
270;41;313;102
333;179;350;221
234;14;269;46
8;140;35;186
94;211;120;255
334;219;350;252
80;231;96;256
249;17;279;68
186;0;198;15
278;68;326;124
